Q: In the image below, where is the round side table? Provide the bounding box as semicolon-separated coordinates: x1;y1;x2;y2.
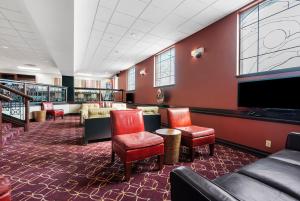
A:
155;128;181;165
33;110;46;122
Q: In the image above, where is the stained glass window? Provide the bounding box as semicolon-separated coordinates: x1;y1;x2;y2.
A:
239;0;300;75
154;47;175;87
127;66;135;91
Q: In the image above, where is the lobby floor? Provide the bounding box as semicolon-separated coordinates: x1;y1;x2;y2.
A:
0;116;257;201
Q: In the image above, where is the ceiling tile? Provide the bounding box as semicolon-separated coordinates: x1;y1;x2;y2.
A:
131;19;155;32
110;12;136;28
96;6;114;22
140;5;168;24
106;24;127;36
116;0;148;17
99;0;119;9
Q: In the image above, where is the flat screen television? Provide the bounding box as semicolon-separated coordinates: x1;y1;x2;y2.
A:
126;93;134;103
238;77;300;109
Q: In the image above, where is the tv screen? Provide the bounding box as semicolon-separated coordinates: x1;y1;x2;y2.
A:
126;93;134;103
238;77;300;109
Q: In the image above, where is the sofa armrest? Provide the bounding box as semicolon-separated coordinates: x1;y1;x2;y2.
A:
170;167;238;201
286;132;300;151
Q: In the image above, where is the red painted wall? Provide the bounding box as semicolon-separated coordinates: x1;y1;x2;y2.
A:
118;12;300;153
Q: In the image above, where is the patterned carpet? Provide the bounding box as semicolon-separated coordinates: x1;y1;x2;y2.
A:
0;115;257;201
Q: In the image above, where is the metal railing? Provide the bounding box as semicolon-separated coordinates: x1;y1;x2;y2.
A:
74;87;124;103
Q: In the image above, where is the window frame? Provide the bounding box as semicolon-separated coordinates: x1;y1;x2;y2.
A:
237;0;300;77
153;46;176;88
127;66;136;91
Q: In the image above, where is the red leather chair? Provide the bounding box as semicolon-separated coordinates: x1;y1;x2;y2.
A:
110;109;164;181
0;176;11;201
41;102;64;120
167;108;215;162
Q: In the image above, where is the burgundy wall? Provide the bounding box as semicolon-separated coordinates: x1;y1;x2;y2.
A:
118;12;300;153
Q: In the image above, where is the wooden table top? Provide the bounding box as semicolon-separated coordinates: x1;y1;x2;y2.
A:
155;128;181;136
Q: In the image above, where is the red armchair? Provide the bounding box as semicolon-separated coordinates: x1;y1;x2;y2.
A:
110;109;164;181
0;176;11;201
167;108;215;162
41;102;64;121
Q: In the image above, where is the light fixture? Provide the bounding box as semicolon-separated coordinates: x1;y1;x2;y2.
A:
130;32;136;37
17;66;40;71
76;73;93;76
1;45;8;49
139;68;146;76
191;47;204;58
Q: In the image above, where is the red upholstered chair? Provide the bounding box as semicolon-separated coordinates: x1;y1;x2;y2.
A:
110;109;164;180
0;176;11;201
167;108;215;162
42;102;64;120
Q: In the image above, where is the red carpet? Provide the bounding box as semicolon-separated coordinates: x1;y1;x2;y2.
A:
0;116;257;201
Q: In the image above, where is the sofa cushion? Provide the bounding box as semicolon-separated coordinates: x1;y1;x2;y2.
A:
176;125;215;138
214;173;298;201
113;131;163;150
82;103;99;111
238;158;300;200
137;106;159;115
88;108;112;117
269;149;300;167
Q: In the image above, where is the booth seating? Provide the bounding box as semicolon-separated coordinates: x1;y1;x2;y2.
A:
83;106;161;144
0;176;11;201
137;106;159;115
110;109;164;181
167;108;215;161
170;132;300;201
79;102;127;124
41;102;64;121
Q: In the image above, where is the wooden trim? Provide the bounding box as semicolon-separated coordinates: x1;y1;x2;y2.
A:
0;94;12;102
0;84;33;100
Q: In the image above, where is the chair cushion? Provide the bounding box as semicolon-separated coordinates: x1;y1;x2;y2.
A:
176;125;215;138
81;103;99;111
47;109;64;116
269;149;300;167
113;131;163;150
0;176;10;196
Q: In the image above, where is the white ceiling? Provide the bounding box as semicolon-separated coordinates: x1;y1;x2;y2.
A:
0;0;253;78
76;0;253;76
0;0;58;74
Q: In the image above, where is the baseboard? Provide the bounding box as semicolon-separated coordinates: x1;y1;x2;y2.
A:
216;138;270;158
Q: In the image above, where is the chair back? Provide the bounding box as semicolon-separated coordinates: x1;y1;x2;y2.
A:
41;102;54;110
110;109;145;136
0;176;11;201
167;108;192;128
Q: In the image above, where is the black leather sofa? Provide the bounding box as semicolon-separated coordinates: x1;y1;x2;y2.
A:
170;132;300;201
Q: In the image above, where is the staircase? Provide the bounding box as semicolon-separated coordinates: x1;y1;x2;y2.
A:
0;122;23;147
0;84;33;148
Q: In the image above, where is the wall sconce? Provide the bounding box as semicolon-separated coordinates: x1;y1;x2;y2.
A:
139;68;147;76
191;47;204;58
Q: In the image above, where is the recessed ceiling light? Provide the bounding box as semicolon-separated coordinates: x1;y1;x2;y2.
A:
1;45;8;49
114;50;119;54
17;66;40;71
130;33;136;37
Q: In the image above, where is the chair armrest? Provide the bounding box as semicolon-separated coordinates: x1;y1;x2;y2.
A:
286;132;300;151
170;167;238;201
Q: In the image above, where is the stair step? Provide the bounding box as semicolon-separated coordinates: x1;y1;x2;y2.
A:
1;126;23;147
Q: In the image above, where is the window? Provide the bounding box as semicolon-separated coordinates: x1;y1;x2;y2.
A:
154;47;175;87
127;66;135;91
239;0;300;75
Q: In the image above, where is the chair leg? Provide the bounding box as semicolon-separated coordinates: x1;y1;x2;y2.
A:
111;151;115;163
158;154;164;170
124;162;131;181
209;144;215;156
190;146;195;162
